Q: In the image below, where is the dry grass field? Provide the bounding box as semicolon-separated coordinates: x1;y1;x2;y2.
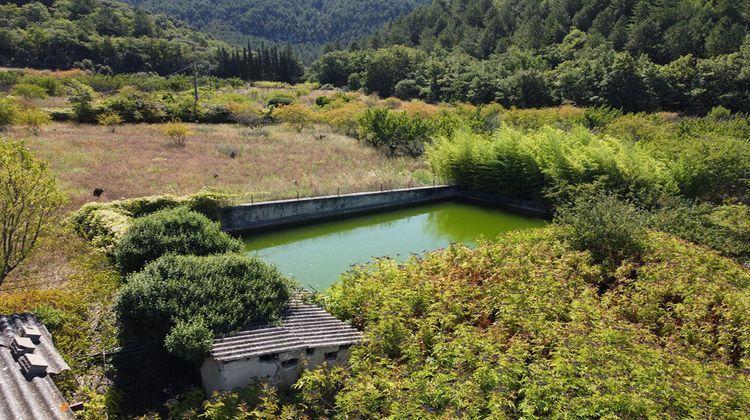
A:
4;122;430;212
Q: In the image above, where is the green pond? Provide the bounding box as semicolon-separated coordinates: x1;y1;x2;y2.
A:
243;201;545;291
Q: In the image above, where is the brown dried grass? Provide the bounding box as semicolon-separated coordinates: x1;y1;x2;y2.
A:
5;122;429;212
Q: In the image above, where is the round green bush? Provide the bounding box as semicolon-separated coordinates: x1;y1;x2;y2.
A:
267;95;294;107
114;207;242;274
117;253;291;361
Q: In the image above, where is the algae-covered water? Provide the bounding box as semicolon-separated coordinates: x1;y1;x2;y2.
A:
243;201;545;291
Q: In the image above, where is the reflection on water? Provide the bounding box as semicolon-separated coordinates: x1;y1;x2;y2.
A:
243;201;545;291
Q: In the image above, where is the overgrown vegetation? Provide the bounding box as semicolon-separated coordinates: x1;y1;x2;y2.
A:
113;207;241;274
117;253;290;361
167;227;750;418
0;140;64;286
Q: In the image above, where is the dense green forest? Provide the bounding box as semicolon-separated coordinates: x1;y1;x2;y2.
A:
122;0;429;62
0;0;225;73
310;0;750;112
379;0;749;62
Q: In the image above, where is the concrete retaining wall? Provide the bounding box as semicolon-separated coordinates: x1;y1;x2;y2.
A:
221;186;460;233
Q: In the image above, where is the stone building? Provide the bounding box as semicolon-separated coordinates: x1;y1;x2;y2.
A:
200;301;362;393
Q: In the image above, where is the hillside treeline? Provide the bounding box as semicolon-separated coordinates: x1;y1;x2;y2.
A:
311;0;750;112
378;0;749;63
0;0;224;74
123;0;429;63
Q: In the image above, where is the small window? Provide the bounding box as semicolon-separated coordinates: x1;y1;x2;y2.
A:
259;353;278;362
324;351;338;361
306;348;315;356
281;358;299;368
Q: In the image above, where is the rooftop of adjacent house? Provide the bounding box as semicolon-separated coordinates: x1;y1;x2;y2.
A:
209;300;363;363
0;313;74;420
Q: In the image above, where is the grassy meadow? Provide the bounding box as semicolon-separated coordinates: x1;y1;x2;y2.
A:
3;122;428;212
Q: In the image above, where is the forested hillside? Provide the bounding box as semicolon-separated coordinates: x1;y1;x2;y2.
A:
0;0;225;74
122;0;429;62
310;0;750;112
380;0;749;62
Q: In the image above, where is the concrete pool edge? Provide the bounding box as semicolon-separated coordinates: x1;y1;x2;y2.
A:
221;186;549;233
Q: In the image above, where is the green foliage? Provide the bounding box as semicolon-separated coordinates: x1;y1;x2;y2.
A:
97;111;123;132
67;81;96;123
10;83;48;100
116;253;291;361
555;192;647;270
269;227;750;417
358;108;433;157
0;0;225;75
16;108;51;135
164;317;213;364
309;6;750;112
113;207;242;274
32;305;71;334
100;87;168;123
651;201;750;265
428;125;677;205
314;95;332;107
160;121;192;147
0;97;19;129
266;95;294;108
121;0;427;63
273;103;315;132
0;140;64;285
707;105;733;121
71;192;230;252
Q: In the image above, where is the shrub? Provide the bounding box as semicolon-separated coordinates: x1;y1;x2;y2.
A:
322;101;367;137
97;112;123;132
315;96;333;107
267;95;294;108
0;140;64;285
71;192;229;252
161;121;191;147
359;109;433;157
67;81;95;122
48;108;74;122
16;108;51;135
0;97;19;130
555;192;647;270
650;200;750;264
11;83;48;100
229;104;266;130
102;87;168;123
113;207;242;274
574;106;623;129
117;253;291;361
164;318;213;364
273;103;316;132
707;105;732;121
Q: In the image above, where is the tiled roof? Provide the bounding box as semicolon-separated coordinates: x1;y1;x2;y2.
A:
0;313;74;420
210;302;363;363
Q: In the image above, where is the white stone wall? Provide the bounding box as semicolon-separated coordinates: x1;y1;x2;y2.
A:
201;345;354;394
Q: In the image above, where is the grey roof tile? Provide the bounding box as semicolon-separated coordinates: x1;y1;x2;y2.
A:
210;302;363;363
0;313;74;420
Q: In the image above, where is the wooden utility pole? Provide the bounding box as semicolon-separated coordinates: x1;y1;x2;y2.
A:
192;62;199;121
